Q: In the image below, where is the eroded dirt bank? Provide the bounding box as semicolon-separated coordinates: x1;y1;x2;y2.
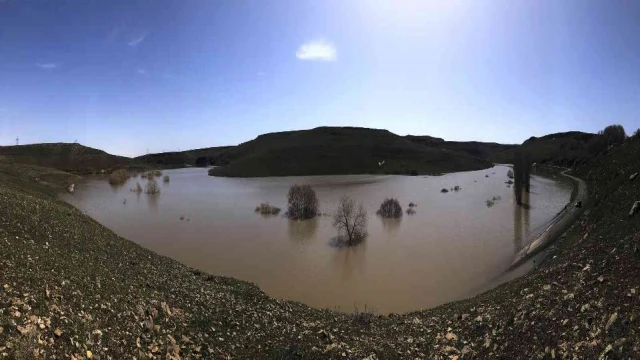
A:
1;139;640;359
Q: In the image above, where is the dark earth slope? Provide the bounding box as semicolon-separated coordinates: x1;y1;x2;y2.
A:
1;139;640;359
492;131;599;166
209;127;492;177
135;146;233;168
405;135;517;162
0;143;133;174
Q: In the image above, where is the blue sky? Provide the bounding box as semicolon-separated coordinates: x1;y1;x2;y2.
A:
1;0;639;157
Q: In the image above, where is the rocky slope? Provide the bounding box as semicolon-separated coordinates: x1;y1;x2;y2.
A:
1;138;640;359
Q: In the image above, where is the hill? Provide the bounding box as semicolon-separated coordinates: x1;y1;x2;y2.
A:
491;131;599;166
405;135;518;161
135;146;233;168
0;142;135;174
208;126;493;177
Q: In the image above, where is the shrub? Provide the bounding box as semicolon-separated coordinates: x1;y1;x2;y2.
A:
154;170;163;177
376;198;402;218
632;129;640;140
333;196;367;246
441;188;449;193
286;184;318;220
408;202;417;208
507;169;514;179
255;202;281;215
601;124;626;146
163;175;170;183
145;178;160;194
406;208;416;215
108;169;128;185
453;185;461;191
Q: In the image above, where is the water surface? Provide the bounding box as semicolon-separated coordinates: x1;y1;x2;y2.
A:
63;165;572;314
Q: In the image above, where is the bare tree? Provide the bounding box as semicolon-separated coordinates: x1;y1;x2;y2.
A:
333;196;367;245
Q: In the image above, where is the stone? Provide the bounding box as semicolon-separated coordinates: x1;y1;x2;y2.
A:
630;172;638;181
628;201;640;217
543;284;552;291
605;312;618;333
67;184;75;194
86;350;93;358
445;332;458;342
443;346;459;354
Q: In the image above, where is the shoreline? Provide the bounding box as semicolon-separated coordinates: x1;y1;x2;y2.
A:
510;168;587;268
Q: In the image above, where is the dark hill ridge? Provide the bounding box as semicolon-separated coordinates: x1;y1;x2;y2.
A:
208;126;493;177
0;142;134;174
492;131;599;166
135;146;233;168
405;135;518;161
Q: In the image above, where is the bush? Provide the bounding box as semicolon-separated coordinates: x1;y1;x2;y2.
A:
376;198;402;218
108;169;128;185
255;202;281;215
163;175;170;183
333;196;367;245
441;188;449;193
145;178;160;194
406;208;416;215
633;129;640;140
408;202;417;208
154;170;163;177
507;169;514;179
286;184;318;220
601;124;626;146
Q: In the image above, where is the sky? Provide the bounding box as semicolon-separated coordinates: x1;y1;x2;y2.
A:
1;0;639;157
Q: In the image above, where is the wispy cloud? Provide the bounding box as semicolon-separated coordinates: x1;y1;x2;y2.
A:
36;63;58;70
296;39;337;61
128;34;146;47
136;68;147;75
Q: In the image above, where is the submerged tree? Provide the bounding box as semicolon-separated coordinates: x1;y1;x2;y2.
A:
286;184;318;220
333;196;367;246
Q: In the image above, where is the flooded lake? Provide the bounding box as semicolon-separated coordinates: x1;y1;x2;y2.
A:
63;165;572;314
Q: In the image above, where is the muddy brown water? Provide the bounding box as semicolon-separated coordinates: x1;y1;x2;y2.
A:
63;165;572;314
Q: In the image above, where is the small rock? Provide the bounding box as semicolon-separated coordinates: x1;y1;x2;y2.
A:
67;183;75;194
443;345;459;354
475;316;483;322
54;328;63;337
581;304;590;312
445;332;458;342
630;172;638;181
597;275;604;283
605;312;618;333
629;201;640;217
86;350;93;359
543;284;552;291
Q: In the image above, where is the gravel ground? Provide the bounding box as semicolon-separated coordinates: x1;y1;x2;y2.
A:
1;140;640;359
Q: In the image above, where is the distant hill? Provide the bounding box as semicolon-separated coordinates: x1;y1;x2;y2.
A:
405;136;517;162
491;131;599;166
0;143;134;174
208;127;492;177
135;146;233;168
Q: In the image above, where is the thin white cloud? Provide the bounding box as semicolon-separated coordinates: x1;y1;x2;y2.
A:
128;34;146;47
136;68;147;75
296;39;337;61
36;63;58;70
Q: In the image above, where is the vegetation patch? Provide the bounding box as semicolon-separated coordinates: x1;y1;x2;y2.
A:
145;178;160;194
254;203;281;215
286;185;318;220
108;169;128;185
332;196;367;246
376;198;402;218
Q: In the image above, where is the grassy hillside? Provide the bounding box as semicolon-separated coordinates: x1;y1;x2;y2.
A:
491;131;599;166
0;143;135;174
135;146;233;168
208;127;492;177
405;135;518;161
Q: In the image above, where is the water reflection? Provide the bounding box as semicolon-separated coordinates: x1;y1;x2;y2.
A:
513;191;531;254
380;217;402;236
332;242;367;281
287;217;318;243
147;194;159;212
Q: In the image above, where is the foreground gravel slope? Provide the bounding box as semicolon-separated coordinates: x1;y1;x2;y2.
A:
1;140;639;359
